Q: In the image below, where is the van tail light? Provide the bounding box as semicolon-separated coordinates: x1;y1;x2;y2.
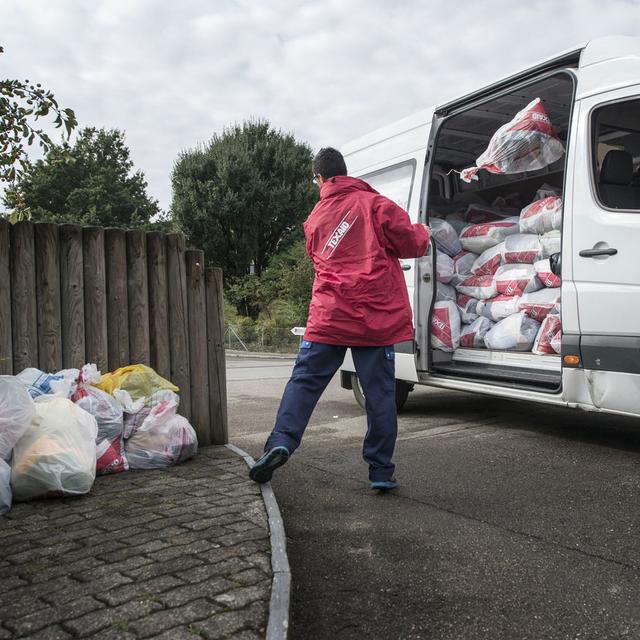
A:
563;355;580;366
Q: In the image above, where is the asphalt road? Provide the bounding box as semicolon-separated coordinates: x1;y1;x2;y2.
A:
227;355;640;640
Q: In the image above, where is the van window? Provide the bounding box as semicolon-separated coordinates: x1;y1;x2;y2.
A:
592;99;640;211
360;161;415;211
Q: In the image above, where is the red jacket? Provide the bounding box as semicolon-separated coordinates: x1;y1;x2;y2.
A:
303;176;430;346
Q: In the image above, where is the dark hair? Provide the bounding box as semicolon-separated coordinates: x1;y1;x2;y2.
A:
312;147;347;179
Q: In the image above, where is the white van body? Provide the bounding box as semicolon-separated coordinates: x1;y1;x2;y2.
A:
339;36;640;419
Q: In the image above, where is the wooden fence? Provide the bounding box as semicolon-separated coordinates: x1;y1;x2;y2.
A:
0;219;227;446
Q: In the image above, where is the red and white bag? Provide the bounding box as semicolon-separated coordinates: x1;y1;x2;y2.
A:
456;274;497;300
532;313;562;355
540;230;561;258
503;234;542;264
518;289;561;321
494;264;542;296
459;217;519;253
457;293;480;323
460;317;494;348
533;258;561;288
436;250;455;283
519;196;562;234
477;295;522;322
484;312;541;351
461;98;565;183
431;218;462;257
436;283;457;304
431;301;461;352
471;242;505;276
451;251;477;285
550;329;562;354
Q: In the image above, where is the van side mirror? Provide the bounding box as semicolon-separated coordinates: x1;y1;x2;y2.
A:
550;252;561;277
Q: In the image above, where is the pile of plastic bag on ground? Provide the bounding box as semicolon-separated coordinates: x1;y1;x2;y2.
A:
0;363;198;516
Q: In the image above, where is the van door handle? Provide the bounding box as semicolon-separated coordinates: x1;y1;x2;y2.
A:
400;262;412;271
579;247;618;258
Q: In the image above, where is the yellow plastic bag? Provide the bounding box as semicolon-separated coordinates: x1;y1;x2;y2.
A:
96;364;179;401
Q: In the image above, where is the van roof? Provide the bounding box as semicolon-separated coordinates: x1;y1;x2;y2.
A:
343;36;640;157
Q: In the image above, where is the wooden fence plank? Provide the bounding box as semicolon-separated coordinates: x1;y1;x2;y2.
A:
146;232;170;379
0;219;12;374
105;228;129;370
126;230;150;365
59;224;85;369
34;223;62;372
186;250;210;444
10;221;38;372
166;233;191;420
83;226;108;372
205;267;228;445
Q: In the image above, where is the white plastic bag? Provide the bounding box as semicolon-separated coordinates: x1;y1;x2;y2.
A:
484;312;541;351
550;329;562;354
503;234;542;264
0;376;35;461
535;183;561;200
436;250;455;283
72;365;128;475
451;250;477;286
477;295;522;322
518;289;561;322
436;283;457;304
460;317;494;348
534;258;561;288
494;264;542;296
431;301;461;353
540;230;561;258
114;389;180;440
471;242;505;276
461;98;565;182
11;397;98;500
431;218;462;257
519;196;563;234
457;294;480;323
16;368;65;400
456;274;497;300
0;459;11;516
459;218;520;253
124;399;197;469
532;313;562;355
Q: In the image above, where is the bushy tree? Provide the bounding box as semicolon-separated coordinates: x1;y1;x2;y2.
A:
4;127;160;227
171;119;317;292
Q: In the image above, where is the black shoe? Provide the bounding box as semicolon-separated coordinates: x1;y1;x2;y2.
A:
249;446;290;483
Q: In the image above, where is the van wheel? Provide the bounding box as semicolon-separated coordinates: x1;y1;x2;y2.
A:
351;374;412;413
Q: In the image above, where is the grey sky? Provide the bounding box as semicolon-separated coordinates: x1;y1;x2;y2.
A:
3;0;640;211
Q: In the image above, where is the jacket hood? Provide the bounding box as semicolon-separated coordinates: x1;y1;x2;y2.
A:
319;175;378;200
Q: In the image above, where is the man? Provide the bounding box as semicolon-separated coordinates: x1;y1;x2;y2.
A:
250;147;430;490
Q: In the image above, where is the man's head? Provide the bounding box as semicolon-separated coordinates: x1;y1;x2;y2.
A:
312;147;347;185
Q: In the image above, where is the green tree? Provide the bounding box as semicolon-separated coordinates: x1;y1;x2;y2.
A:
4;127;160;227
171;119;317;316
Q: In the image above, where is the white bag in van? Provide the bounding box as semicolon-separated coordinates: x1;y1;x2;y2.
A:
431;218;462;257
484;312;541;351
460;317;494;348
540;230;561;258
494;264;542;296
436;283;457;304
535;183;561;200
471;242;505;276
459;217;519;253
451;250;477;286
436;250;455;283
519;196;562;234
457;293;480;323
534;258;561;288
456;274;497;300
518;289;561;321
431;301;461;352
477;294;522;322
550;328;562;354
503;234;542;264
532;313;562;355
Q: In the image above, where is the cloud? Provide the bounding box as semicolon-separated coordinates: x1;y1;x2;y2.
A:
3;0;640;211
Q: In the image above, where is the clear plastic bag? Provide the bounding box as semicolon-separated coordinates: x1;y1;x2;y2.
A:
431;218;462;257
477;295;522;322
0;459;11;516
503;234;542;264
431;301;461;352
461;98;565;182
124;399;197;469
484;312;541;351
534;258;561;288
460;317;494;348
11;397;98;500
459;218;519;253
519;196;563;234
494;264;542;296
471;242;505;276
0;376;35;461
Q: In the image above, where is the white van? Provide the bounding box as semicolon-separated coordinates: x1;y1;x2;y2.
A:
339;36;640;419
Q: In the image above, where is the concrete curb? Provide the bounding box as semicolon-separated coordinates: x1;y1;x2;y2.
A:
226;350;297;361
226;443;291;640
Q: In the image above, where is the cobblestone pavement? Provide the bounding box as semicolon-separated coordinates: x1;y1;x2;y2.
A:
0;446;272;640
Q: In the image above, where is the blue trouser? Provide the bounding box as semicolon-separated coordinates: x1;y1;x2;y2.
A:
264;340;397;482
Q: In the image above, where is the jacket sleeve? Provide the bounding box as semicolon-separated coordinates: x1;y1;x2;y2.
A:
375;197;431;259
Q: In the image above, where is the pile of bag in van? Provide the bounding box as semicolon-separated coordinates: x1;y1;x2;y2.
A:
0;364;198;516
431;184;562;355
